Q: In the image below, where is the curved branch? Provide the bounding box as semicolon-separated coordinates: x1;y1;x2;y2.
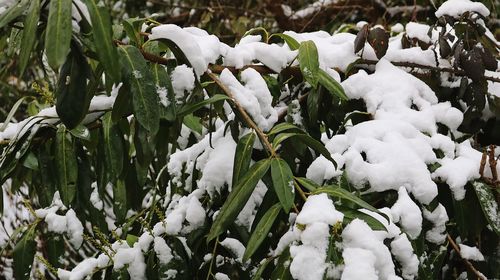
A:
446;234;486;280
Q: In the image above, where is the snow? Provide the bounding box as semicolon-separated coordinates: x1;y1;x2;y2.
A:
171;65;195;101
220;238;246;263
150;25;221;77
390;187;422;239
220;68;278;131
405;22;437;44
422;203;449;244
342;248;378;280
435;0;490;18
154;237;173;264
390;234;419;279
458;244;485;261
289;194;344;280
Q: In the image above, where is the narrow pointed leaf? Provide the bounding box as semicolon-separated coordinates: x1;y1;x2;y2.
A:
55;125;78;206
207;159;271;242
273;133;336;168
271;158;295;213
13;227;36;280
19;0;40;76
473;181;500;235
243;203;281;262
0;0;30;29
298;40;320;88
177;94;230;117
318;69;348;101
119;45;159;134
102;113;124;179
270;33;300;50
313;186;390;223
294;177;320;192
45;0;73;70
232;132;256;186
83;0;120;82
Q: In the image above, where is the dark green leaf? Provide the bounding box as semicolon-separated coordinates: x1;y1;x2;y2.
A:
318;69;348;101
268;123;304;136
119;45;160;134
113;179;127;223
56;45;92;129
182;114;202;135
55;125;78;206
273;133;336;168
69;125;91;141
243;203;281;262
84;0;121;82
298;40;320;88
177;94;230;117
294;177;320;192
340;207;387;231
232;132;256;186
270;158;295;213
13;226;36;280
45;0;73;69
18;0;40;76
102;113;124;179
313;186;389;223
0;96;28;132
207;159;271;242
472;181;499;235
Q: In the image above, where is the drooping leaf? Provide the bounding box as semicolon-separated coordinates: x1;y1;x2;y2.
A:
207;159;271;242
294;176;320;192
55;125;78;206
152;63;176;121
313;186;390;223
472;181;499;235
298;40;320;88
13;226;36;280
102;113;124;179
83;0;121;82
270;33;300;50
56;44;92;129
18;0;40;76
177;94;230;117
243;27;269;43
340;207;387;231
182;114;203;135
270;158;295;213
318;69;348;101
119;45;160;134
69;124;91;142
243;203;281;262
232;132;256;186
273;133;336;168
268;123;304;136
0;96;29;132
113;179;128;223
45;0;73;70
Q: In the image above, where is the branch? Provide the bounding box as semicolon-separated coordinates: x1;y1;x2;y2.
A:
207;72;276;157
446;234;486;280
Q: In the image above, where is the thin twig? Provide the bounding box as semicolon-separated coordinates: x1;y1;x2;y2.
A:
488;145;498;182
446;234;486;280
207;72;276;157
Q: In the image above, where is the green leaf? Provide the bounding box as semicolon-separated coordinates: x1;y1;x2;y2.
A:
152;63;176;121
177;94;230;117
340;207;387;231
207;159;271;242
56;45;92;129
243;27;269;42
0;96;29;132
122;17;146;46
0;0;30;29
18;0;40;76
268;122;304;136
55;125;78;206
273;133;336;168
298;40;320;88
232;132;256;186
251;257;275;280
271;158;295;213
113;179;127;223
182;114;202;135
13;226;36;280
44;0;73;70
318;69;348;101
69;124;91;141
119;45;160;134
313;186;390;223
270;33;300;50
243;203;281;262
102;113;124;179
83;0;121;82
294;177;320;192
473;181;499;235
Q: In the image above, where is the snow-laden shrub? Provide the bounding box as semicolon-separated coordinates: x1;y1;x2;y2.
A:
0;0;498;279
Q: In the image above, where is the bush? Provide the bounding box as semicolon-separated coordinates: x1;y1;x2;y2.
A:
0;0;498;279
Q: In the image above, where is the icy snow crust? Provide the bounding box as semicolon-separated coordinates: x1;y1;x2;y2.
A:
2;1;498;278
